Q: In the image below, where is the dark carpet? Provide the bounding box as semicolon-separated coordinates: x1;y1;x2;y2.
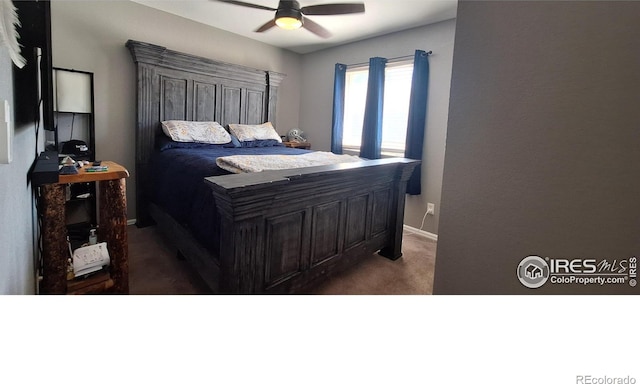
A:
127;225;437;295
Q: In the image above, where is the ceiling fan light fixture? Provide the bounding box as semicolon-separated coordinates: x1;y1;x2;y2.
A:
275;8;303;30
276;16;302;30
216;0;365;38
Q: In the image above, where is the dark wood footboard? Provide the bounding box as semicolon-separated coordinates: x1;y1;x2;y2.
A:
205;158;419;294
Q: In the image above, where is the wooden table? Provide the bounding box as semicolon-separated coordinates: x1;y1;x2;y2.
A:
40;161;130;294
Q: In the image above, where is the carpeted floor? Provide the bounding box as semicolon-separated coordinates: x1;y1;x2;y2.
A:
127;225;437;295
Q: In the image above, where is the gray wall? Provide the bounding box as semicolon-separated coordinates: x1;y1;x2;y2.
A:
298;19;456;234
434;1;640;294
0;47;37;294
50;0;303;221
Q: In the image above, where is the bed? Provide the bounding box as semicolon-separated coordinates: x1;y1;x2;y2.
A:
127;40;419;294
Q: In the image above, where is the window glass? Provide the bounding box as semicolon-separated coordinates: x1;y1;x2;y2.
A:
342;61;413;156
343;67;368;150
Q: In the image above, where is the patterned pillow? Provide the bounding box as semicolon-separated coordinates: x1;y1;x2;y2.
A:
228;122;282;143
161;120;231;144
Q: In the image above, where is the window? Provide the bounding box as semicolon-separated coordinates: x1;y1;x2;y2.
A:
342;61;414;157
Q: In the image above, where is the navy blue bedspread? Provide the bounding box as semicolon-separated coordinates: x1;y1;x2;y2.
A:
148;145;309;255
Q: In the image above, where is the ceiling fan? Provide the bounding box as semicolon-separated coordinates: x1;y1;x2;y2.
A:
213;0;366;38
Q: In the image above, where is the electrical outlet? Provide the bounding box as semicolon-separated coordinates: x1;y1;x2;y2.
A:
426;203;435;216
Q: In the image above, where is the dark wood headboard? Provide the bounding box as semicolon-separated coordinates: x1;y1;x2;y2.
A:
126;40;286;226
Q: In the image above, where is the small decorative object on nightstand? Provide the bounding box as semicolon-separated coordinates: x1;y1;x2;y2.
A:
284;128;309;149
286;128;306;142
283;141;311;149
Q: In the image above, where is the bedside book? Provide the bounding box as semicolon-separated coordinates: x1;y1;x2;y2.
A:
86;166;109;172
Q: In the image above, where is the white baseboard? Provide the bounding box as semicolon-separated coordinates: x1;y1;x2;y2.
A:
127;219;137;226
403;225;438;241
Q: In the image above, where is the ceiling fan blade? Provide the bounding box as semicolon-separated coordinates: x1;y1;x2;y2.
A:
300;3;365;16
255;19;277;33
302;17;331;38
213;0;276;12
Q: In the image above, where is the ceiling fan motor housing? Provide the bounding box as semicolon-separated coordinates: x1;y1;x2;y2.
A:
277;0;302;20
278;0;301;11
276;7;303;21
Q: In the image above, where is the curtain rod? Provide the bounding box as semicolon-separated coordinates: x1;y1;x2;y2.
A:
345;50;432;68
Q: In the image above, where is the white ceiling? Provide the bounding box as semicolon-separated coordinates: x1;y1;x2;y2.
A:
131;0;458;54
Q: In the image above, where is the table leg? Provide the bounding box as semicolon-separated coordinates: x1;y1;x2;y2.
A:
99;178;129;293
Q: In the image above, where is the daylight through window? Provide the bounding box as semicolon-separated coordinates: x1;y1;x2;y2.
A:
342;61;414;157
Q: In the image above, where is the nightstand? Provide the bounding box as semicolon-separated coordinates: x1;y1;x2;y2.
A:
39;161;130;294
283;141;311;149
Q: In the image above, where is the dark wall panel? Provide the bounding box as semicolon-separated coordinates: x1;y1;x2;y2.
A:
245;90;264;124
311;202;342;265
345;195;369;249
160;76;188;121
372;189;391;236
220;86;241;126
265;212;304;284
193;82;216;121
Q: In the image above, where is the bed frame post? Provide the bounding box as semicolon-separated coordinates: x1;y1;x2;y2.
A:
133;62;158;227
266;71;286;127
378;162;415;260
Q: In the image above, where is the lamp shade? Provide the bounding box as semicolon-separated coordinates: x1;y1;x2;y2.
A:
53;69;92;113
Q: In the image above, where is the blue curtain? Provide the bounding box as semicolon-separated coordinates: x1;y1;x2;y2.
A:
331;63;347;154
405;50;430;195
359;57;387;160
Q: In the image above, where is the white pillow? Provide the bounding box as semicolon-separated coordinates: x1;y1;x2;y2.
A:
161;120;231;144
228;122;282;143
